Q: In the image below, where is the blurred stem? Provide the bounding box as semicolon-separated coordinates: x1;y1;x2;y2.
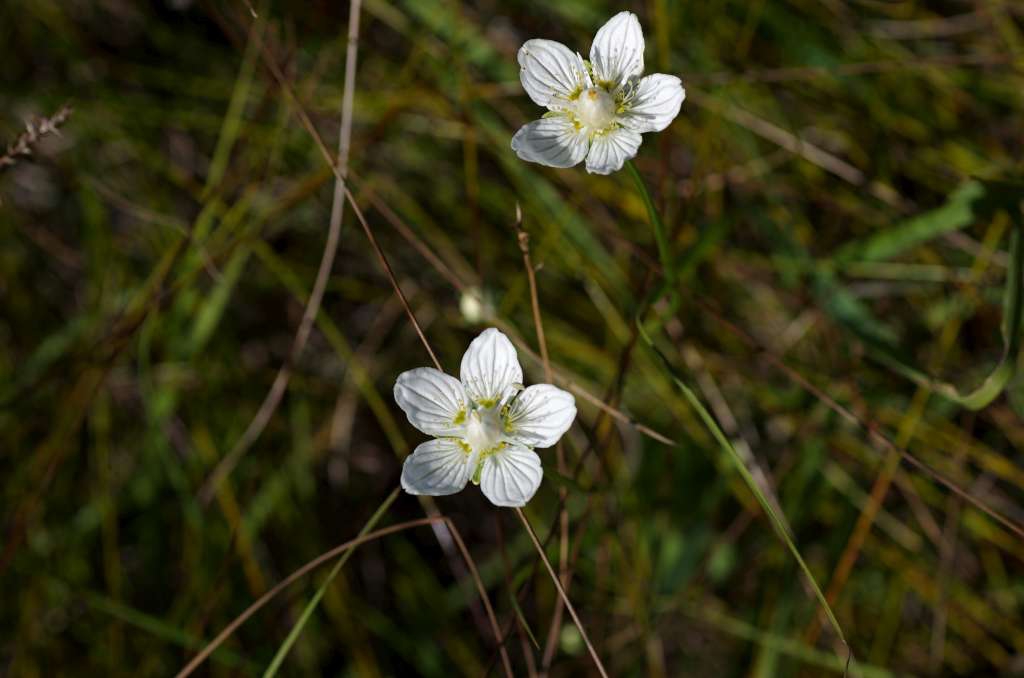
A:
626;160;676;293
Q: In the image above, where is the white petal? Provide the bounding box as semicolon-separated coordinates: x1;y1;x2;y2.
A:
506;384;576;448
401;438;475;497
511;116;590;169
589;11;644;89
480;444;543;507
585;128;642;175
394;368;468;437
621;74;685;133
518;39;590;109
460;328;523;406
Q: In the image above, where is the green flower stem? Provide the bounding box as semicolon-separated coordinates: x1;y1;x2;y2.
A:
626;159;676;294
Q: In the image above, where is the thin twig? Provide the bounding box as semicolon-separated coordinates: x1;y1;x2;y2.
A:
233;17;496;654
515;508;609;678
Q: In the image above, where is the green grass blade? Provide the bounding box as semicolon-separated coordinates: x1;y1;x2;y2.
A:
636;319;851;662
80;590;258;670
627;159;676;292
834;181;985;264
203;4;266;197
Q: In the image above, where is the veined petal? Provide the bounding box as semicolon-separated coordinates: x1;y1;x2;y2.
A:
401;438;475;497
460;328;523;406
518;39;589;109
394;368;468;437
585;127;642;174
480;443;543;507
506;384;576;448
511;116;590;169
620;74;685;133
590;11;644;89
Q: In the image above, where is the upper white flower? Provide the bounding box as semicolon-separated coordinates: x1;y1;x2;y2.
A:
511;11;686;175
394;328;576;507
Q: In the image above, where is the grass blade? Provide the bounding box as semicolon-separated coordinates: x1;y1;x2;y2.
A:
636;319;852;665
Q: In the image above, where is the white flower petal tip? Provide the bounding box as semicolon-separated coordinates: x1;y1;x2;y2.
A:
460;328;523;406
506;384;577;448
401;439;475;496
621;74;686;133
393;328;576;508
480;444;544;507
513;11;685;173
511;117;589;169
590;11;644;87
585;128;642;175
517;39;590;109
394;368;468;437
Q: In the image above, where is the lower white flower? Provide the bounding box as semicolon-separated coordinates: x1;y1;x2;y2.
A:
394;328;576;507
511;11;686;175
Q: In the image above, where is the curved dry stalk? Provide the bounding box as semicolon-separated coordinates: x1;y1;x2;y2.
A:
237;29;510;668
175;517;441;678
175;513;512;678
515;508;608;678
252;34;440;372
200;5;361;502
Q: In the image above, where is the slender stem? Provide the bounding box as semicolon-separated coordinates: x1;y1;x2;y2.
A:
515;508;608;678
444;518;515;678
513;207;571;669
626;159;675;292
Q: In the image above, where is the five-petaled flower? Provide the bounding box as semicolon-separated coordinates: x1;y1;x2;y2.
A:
394;328;576;507
511;11;685;175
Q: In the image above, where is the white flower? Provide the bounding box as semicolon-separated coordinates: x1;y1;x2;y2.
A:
511;11;685;175
394;328;576;507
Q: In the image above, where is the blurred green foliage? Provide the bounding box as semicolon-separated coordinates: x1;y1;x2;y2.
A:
2;0;1024;676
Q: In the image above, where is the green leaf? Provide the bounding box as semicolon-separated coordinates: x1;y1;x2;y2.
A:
825;180;1024;410
834;181;985;264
